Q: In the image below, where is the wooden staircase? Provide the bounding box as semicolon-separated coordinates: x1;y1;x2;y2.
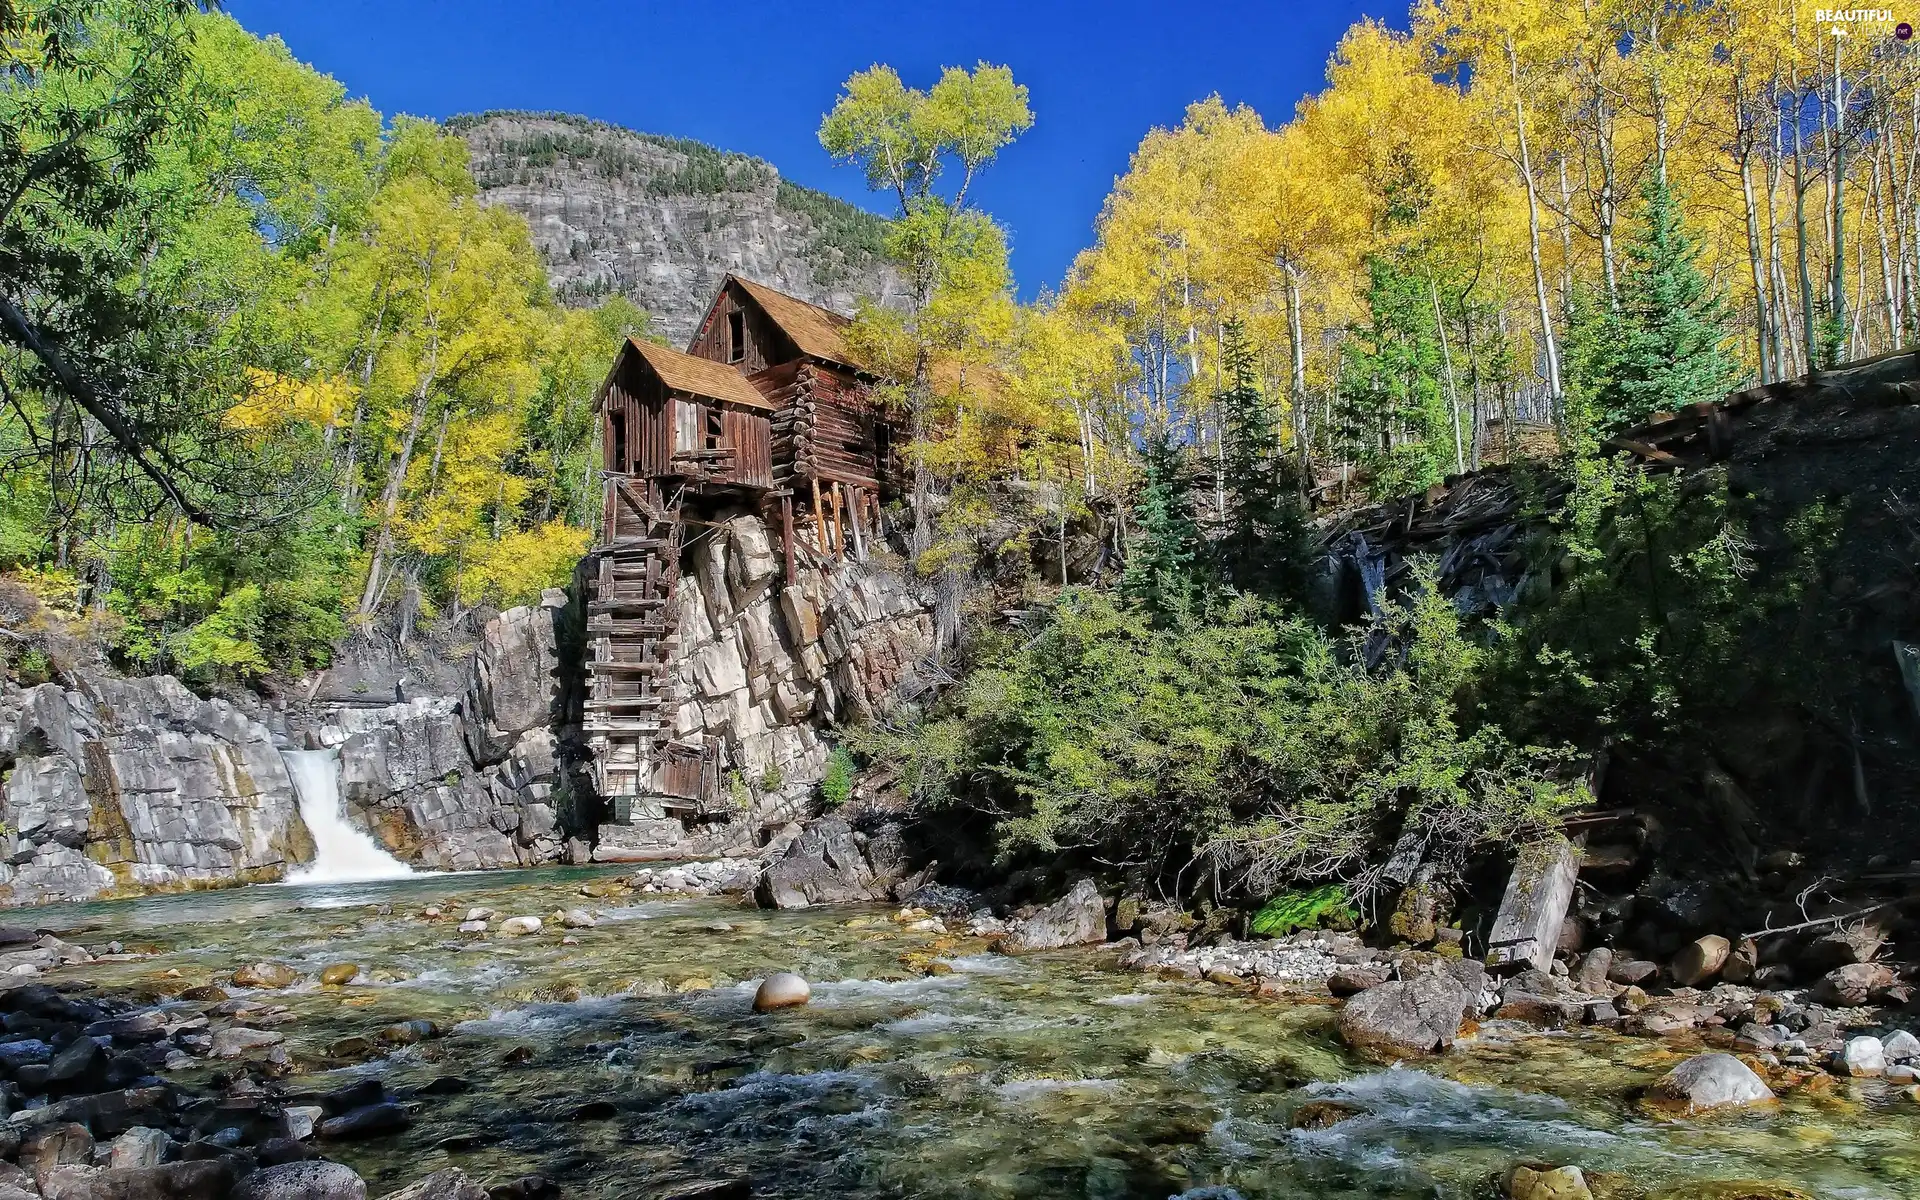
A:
585;477;685;805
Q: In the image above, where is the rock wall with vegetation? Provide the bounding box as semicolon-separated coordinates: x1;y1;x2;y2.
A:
454;111;902;343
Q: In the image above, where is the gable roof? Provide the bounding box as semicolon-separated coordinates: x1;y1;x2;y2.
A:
612;337;772;410
720;275;864;370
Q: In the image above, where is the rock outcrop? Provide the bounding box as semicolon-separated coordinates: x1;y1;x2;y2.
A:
454;112;902;344
996;879;1109;952
1337;975;1474;1060
0;676;313;905
595;511;933;864
755;816;906;909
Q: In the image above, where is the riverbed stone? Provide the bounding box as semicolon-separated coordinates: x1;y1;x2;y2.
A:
1671;935;1730;987
104;1127;170;1171
319;964;359;986
1649;1052;1775;1113
1883;1030;1920;1062
497;916;542;936
1838;1036;1886;1077
234;1160;368;1200
557;909;596;929
318;1103;411;1141
377;1168;489;1200
1505;1165;1594;1200
233;962;300;989
211;1027;284;1058
1338;976;1471;1060
997;878;1108;953
753;973;811;1012
1812;962;1897;1007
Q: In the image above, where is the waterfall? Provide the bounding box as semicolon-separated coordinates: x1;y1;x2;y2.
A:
280;749;414;884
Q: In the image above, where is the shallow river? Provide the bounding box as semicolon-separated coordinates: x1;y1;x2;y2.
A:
19;869;1920;1199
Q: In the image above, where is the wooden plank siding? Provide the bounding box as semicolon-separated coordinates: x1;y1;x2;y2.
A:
687;281;800;376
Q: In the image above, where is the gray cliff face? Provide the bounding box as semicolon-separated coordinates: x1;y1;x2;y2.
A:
0;675;311;906
593;510;935;863
454;111;903;343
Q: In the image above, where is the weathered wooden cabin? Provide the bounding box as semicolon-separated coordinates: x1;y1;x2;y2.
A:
584;277;906;817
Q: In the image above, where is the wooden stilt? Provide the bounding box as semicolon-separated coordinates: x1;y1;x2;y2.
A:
809;477;826;555
780;493;796;585
829;481;847;561
848;485;868;560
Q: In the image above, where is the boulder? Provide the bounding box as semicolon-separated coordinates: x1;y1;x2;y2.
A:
1811;962;1898;1007
233;962;300;989
1496;993;1585;1028
211;1027;284;1058
41;1161;236;1200
319;964;359;986
996;879;1108;953
1720;937;1759;985
105;1128;170;1171
497;916;542;937
756;817;900;909
1883;1029;1920;1063
1505;1165;1594;1200
1648;1053;1775;1113
318;1103;411;1141
376;1169;489;1200
1837;1035;1886;1077
1572;948;1612;994
235;1161;369;1200
1804;925;1884;971
557;909;597;929
1338;976;1471;1060
1671;935;1731;988
1327;964;1392;997
1607;959;1659;986
752;973;810;1012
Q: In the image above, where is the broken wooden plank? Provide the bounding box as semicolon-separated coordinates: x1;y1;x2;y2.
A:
1485;837;1581;973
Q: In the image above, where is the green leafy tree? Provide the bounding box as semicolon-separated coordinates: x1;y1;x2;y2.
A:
1589;174;1741;430
820;63;1033;550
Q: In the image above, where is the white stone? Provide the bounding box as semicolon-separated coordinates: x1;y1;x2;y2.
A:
1840;1035;1887;1077
498;916;543;936
1883;1029;1920;1063
1651;1052;1776;1112
457;920;488;934
753;972;811;1011
285;1105;323;1140
464;908;496;922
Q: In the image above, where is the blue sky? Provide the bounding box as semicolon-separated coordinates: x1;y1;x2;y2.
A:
229;1;1383;297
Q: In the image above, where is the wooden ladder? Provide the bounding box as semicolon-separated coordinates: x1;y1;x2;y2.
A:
584;478;685;806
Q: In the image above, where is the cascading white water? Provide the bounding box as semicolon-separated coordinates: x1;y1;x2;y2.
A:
280;749;414;884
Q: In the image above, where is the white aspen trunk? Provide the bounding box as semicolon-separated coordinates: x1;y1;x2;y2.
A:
1505;37;1564;419
1430;279;1466;475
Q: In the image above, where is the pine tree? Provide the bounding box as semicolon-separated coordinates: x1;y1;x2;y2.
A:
1597;174;1741;430
1121;431;1202;622
1214;319;1307;598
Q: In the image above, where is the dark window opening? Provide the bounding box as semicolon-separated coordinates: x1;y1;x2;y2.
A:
609;410;629;472
727;310;745;363
705;408;725;451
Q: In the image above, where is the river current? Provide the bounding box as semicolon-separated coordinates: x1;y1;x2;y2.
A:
19;868;1920;1198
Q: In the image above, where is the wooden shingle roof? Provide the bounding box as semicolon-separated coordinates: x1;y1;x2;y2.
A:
727;276;863;370
618;337;772;410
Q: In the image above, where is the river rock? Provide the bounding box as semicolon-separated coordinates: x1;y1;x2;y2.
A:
1671;935;1730;987
1812;962;1897;1007
1804;925;1884;971
19;1123;93;1174
1338;976;1471;1060
377;1168;490;1200
996;878;1107;952
463;909;495;923
1608;959;1659;985
235;1161;369;1200
556;909;596;929
753;973;811;1012
456;921;486;934
377;1020;438;1045
45;1036;109;1095
1882;1029;1920;1062
1572;948;1612;994
319;1103;411;1141
41;1161;236;1200
1505;1165;1594;1200
756;816;902;909
211;1027;285;1058
1838;1035;1886;1077
286;1106;324;1141
319;964;359;986
1649;1053;1775;1113
105;1127;170;1171
233;962;301;989
497;916;542;936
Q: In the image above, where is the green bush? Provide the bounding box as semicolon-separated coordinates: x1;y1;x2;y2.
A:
1250;885;1356;937
821;747;856;808
854;570;1578;900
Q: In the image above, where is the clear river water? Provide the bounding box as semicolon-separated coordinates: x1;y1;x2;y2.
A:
18;868;1920;1199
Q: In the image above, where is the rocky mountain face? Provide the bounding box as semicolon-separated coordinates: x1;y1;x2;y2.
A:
453;111;903;344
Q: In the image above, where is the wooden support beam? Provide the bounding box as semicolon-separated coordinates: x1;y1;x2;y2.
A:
1485;837;1582;973
830;480;846;562
810;476;827;555
780;492;796;585
847;484;867;560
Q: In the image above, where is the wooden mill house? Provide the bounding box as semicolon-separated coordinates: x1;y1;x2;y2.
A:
587;275;903;817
